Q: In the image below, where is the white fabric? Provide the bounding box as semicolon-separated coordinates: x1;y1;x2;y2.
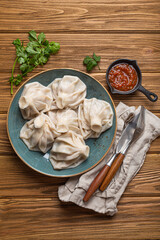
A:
50;75;86;109
19;82;53;119
58;102;160;215
78;98;113;139
20;113;60;153
50;130;90;170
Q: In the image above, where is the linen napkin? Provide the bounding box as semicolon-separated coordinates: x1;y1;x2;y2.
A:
58;102;160;215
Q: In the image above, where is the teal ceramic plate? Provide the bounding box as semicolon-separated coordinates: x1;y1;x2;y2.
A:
7;69;117;177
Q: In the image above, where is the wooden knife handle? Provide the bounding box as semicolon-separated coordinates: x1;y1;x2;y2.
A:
100;153;125;192
83;165;110;202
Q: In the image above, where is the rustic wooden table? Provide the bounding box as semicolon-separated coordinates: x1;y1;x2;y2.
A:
0;0;160;239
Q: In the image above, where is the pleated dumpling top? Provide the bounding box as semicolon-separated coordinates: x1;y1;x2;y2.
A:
50;131;90;169
47;108;80;134
78;98;113;139
19;82;53;120
50;75;86;109
20;113;60;153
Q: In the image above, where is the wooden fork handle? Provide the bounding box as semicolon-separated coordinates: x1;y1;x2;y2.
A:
100;153;125;192
83;164;110;202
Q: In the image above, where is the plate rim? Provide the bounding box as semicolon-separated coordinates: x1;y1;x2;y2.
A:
7;68;117;177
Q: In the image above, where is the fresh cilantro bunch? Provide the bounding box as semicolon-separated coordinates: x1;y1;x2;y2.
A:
83;53;101;72
9;30;60;94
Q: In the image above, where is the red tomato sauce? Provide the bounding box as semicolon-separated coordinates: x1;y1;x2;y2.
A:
108;63;138;91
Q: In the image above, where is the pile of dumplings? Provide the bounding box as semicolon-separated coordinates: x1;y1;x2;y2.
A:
19;75;113;170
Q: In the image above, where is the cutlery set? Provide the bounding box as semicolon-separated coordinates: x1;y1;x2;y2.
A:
83;106;145;202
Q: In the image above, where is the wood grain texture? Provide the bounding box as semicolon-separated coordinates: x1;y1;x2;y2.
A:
0;0;160;32
0;33;160;73
1;197;160;240
0;0;160;239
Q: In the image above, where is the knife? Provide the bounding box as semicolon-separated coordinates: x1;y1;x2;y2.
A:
100;106;145;191
83;110;141;202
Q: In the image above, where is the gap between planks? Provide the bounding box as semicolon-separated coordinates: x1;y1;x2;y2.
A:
0;193;160;200
0;30;160;34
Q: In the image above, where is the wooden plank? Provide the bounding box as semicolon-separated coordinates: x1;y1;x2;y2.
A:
0;197;160;240
0;154;159;197
0;33;160;73
1;0;159;3
0;1;160;32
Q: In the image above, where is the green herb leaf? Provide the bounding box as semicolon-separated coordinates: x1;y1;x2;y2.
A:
49;42;60;54
29;55;39;66
44;46;51;57
27;41;40;48
28;30;37;41
26;45;38;55
13;39;21;46
38;32;45;44
43;40;49;46
14;74;23;86
93;52;101;62
86;59;97;71
38;56;48;65
20;63;29;73
18;57;26;64
9;76;14;83
83;52;101;72
10;30;60;94
83;56;92;65
39;56;48;65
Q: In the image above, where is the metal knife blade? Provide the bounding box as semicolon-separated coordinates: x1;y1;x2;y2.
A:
107;112;140;167
117;112;140;154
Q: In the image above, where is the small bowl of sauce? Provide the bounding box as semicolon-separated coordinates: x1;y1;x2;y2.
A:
106;59;158;102
108;63;138;92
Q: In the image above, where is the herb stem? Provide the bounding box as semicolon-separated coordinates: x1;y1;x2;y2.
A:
12;57;18;78
11;81;13;95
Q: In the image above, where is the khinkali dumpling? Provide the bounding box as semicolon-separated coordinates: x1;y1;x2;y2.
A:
20;113;60;153
50;131;90;169
48;78;61;110
50;75;86;109
78;98;113;139
19;82;53;119
47;108;80;134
